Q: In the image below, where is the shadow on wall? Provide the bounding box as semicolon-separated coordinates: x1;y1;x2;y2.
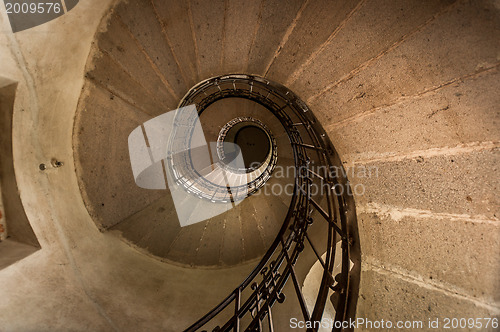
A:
0;77;39;269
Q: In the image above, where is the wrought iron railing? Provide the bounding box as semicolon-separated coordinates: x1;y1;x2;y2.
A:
179;75;360;331
166;109;279;202
217;116;277;174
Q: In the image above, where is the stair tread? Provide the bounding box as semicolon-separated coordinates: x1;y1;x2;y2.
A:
166;220;208;265
151;0;198;87
238;199;266;261
219;207;245;266
111;194;181;255
96;15;176;110
194;217;225;266
250;194;288;248
114;0;188;97
87;51;163;117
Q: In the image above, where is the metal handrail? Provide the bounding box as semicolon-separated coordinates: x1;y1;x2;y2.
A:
180;75;360;332
166;112;279;202
217;116;277;174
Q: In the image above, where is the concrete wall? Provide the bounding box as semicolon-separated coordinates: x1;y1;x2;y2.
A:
0;0;498;330
0;78;39;247
0;1;257;331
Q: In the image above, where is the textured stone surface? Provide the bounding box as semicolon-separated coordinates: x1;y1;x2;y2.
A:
358;211;500;302
266;0;361;84
190;0;226;80
86;51;166;116
110;194;181;258
222;0;262;74
328;69;500;159
253;192;289;248
194;216;225;266
115;0;189;99
350;149;500;218
166;219;207;265
246;0;304;75
311;0;500;124
290;0;456;97
239;198;267;261
74;82;164;229
96;15;177;110
358;269;500;331
152;0;199;87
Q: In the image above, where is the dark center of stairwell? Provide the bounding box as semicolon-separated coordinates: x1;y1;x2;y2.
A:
233;126;270;169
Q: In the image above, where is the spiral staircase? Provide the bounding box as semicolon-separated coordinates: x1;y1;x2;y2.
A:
0;0;499;331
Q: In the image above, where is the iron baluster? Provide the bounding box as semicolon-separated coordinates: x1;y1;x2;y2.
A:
180;75;359;332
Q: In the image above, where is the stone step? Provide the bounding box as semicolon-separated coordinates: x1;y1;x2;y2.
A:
238;198;267;261
289;0;457;99
110;193;181;257
246;0;305;75
114;0;188;99
203;166;225;184
151;0;198;87
86;50;163;116
219;206;245;266
190;0;226;80
96;13;176;110
251;193;289;248
221;0;262;74
75;81;164;229
266;0;362;84
193;214;225;266
166;220;208;266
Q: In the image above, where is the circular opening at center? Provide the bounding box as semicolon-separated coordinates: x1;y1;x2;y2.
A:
233;126;270;169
